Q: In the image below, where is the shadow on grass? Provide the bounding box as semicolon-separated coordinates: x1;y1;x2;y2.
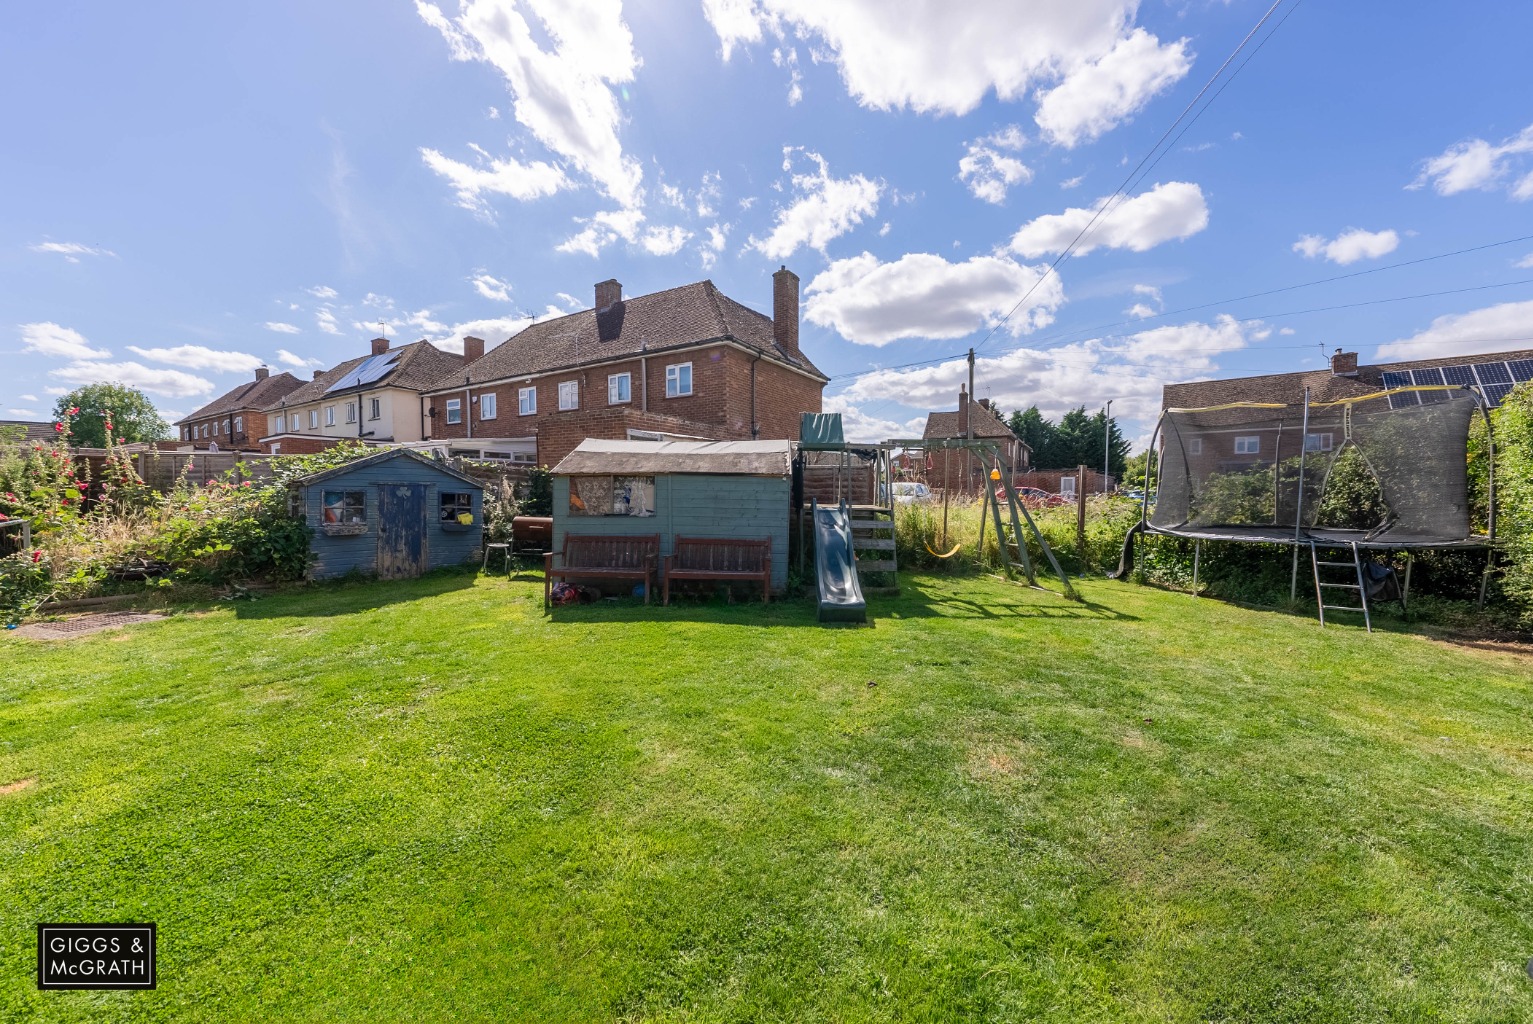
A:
232;567;478;619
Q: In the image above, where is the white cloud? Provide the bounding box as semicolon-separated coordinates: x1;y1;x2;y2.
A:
1124;303;1156;319
7;408;40;418
841;315;1266;424
417;0;643;210
1516;253;1533;269
1060;174;1084;189
29;241;116;262
1124;283;1163;319
1292;227;1399;265
316;309;343;335
1374;300;1533;361
699;223;729;269
471;272;513;302
750;149;881;259
420;147;569;214
264;321;301;334
307;285;338;300
772;46;804;105
126;345;263;373
277;349;326;369
1009;180;1208;257
1034;28;1191;148
641;225;692;256
49;361;215;398
820;394;926;443
805;251;1064;347
1410;123;1533;198
44;387;69;396
556;207;648;258
19;394;38;402
703;0;1137;117
19;322;112;360
958;125;1032;204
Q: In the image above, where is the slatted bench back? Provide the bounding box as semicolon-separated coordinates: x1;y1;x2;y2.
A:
672;537;770;573
563;534;659;570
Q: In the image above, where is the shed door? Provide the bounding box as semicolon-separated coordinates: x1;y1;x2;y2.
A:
377;483;428;579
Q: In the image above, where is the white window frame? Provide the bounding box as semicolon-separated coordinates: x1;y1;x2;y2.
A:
1187;437;1203;455
269;442;281;454
346;402;357;424
1304;432;1333;453
445;398;462;425
369;397;381;421
558;380;579;411
325;406;336;426
274;415;285;433
608;372;631;405
519;387;536;416
1059;475;1076;497
479;393;497;420
1235;435;1260;455
234;416;242;434
665;362;692;398
309;410;317;429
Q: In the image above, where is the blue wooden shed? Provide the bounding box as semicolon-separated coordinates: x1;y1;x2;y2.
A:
289;448;484;580
550;439;793;592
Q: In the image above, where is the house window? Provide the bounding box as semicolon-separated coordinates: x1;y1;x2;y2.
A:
439;491;473;524
1187;437;1202;455
446;398;462;424
346;402;357;424
234;416;242;434
479;393;497;420
666;362;692;397
214;421;220;435
181;427;188;440
369;398;380;420
325;406;336;426
269;443;281;454
1235;436;1260;455
274;415;285;433
309;410;318;429
322;490;366;525
558;380;579;410
608;372;631;404
1305;432;1334;453
519;387;536;415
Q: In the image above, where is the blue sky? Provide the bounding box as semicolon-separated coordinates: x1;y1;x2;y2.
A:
4;1;1533;446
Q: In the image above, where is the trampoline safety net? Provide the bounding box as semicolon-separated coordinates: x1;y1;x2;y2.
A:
1152;387;1482;545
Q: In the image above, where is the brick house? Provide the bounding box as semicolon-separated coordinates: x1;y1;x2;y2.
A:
420;268;827;467
1162;346;1533;475
174;366;304;450
258;339;466;455
921;386;1031;491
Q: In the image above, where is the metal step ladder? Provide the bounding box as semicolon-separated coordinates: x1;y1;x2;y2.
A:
1309;540;1372;632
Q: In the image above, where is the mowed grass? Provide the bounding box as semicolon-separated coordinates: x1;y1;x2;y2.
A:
2;569;1531;1022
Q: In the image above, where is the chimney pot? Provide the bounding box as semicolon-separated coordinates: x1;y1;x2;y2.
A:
773;266;800;357
462;336;485;363
371;337;389;356
957;385;970;437
1330;348;1359;376
255;365;270;381
595;278;622;311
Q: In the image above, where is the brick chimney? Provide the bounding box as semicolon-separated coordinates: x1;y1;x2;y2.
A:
595;278;622;311
978;397;991;411
255;365;270;381
462;336;485;363
371;337;389;356
314;369;324;380
773;265;800;356
1331;348;1359;376
957;385;969;437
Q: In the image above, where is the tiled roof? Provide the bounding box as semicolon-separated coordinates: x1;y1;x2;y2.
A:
1163;347;1533;409
427;280;826;391
177;372;304;425
923;399;1022;441
0;419;56;442
267;341;463;410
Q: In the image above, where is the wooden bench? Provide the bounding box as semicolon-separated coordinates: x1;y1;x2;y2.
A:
663;536;772;605
545;534;660;606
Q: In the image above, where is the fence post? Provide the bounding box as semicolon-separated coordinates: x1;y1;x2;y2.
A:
1076;464;1087;561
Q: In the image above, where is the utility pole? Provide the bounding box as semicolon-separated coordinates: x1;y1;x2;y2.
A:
966;347;976;491
1103;399;1113;494
966;347;975;440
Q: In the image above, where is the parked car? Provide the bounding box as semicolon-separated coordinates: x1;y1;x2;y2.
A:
892;481;933;504
1015;486;1069;508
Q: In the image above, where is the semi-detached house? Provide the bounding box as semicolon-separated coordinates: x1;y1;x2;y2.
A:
421;268;827;468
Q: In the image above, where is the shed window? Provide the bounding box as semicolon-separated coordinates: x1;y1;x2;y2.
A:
446;398;462;424
1234;436;1260;455
569;475;655;516
322;490;366;525
439;491;474;524
666;362;692;397
518;387;536;415
558;380;579;410
608;372;631;404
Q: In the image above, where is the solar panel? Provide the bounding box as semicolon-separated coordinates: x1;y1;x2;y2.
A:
1380;370;1412;389
324;352;400;394
1474;361;1512;385
1389;391;1420;409
1441;364;1477;386
1484;383;1514;406
1508;359;1533;382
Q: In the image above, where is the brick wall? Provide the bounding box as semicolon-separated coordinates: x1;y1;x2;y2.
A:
260;434;345;456
179;409;273;451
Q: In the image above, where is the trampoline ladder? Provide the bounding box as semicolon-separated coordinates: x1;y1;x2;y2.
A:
1309;541;1373;633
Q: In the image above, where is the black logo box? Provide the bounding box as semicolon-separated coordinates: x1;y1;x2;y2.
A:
37;924;156;990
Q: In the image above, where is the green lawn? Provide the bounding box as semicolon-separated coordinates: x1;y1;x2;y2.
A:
3;570;1531;1022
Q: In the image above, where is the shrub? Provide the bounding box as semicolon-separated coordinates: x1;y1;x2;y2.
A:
1495;382;1533;623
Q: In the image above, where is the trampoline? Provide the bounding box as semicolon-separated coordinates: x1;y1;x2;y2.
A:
1122;384;1497;627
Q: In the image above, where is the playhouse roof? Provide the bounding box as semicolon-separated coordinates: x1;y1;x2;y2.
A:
552;438;793;477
